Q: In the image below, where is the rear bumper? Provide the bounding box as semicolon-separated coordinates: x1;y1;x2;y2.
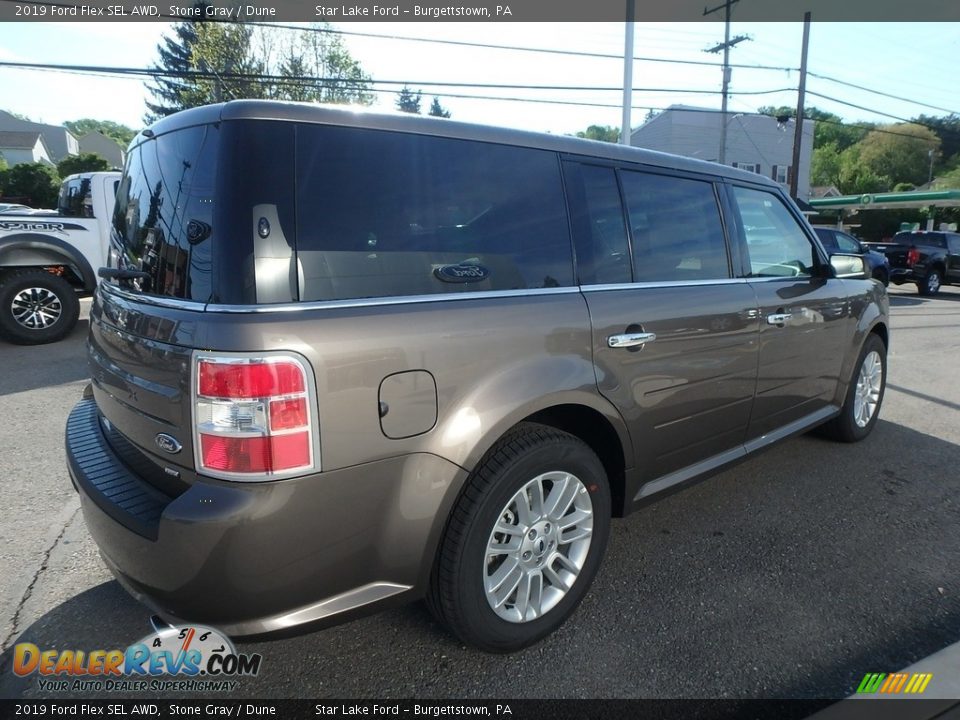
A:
66;398;467;637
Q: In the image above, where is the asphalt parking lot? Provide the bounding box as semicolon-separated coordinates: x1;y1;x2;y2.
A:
1;285;959;699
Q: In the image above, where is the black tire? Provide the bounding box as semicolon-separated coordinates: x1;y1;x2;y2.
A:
917;268;942;296
428;422;611;653
872;268;889;287
821;334;886;443
0;269;81;345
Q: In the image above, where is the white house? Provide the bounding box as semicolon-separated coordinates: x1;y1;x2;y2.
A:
631;105;815;201
0;131;54;166
0;110;78;162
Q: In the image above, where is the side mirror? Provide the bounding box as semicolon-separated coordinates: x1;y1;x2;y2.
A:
829;253;868;279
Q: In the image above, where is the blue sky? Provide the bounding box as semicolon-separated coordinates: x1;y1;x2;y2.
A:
0;21;957;135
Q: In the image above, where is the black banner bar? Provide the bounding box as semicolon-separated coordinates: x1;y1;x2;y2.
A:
1;0;960;22
2;699;960;720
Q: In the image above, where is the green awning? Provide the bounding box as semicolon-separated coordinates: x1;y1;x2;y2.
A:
810;189;960;211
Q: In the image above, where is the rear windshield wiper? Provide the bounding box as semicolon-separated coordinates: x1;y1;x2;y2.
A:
98;267;151;282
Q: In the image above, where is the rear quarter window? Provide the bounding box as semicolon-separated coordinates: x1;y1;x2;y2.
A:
294;125;573;302
112;125;219;301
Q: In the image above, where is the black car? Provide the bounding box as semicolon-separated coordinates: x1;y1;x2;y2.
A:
814;226;890;286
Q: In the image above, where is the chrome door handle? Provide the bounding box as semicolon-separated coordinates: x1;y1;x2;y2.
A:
766;313;792;325
608;332;657;348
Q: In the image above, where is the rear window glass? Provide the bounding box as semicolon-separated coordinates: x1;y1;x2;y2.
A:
295;125;572;301
893;232;946;249
112;125;219;301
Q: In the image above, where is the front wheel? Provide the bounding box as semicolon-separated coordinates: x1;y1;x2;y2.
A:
917;268;942;296
0;269;81;345
821;334;886;443
428;423;611;652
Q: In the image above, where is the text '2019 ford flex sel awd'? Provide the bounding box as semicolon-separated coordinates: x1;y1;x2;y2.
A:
66;101;888;653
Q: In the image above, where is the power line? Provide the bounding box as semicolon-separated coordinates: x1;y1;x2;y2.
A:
216;20;804;73
808;72;960;116
0;60;794;95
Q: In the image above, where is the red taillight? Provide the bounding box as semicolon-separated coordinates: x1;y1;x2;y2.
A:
907;247;920;267
199;360;305;399
194;355;315;479
199;433;311;473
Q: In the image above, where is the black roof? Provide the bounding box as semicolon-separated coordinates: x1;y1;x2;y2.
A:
141;100;779;189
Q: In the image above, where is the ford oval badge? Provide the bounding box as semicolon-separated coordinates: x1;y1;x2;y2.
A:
434;263;490;283
155;433;182;455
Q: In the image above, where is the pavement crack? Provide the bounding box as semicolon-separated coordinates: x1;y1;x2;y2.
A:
1;506;80;654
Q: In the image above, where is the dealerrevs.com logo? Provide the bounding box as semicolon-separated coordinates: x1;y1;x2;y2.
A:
12;618;262;692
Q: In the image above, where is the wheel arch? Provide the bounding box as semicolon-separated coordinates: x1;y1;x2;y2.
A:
0;234;97;292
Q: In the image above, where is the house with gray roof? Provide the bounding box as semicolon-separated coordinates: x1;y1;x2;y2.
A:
0;130;54;166
0;110;78;162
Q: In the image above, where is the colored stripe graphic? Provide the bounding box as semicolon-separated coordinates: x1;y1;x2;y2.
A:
856;673;886;693
857;672;932;694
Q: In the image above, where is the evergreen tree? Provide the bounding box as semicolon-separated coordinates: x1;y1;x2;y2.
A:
144;21;201;123
396;86;422;114
428;97;451;118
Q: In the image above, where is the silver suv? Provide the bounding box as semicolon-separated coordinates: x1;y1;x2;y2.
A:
66;101;888;652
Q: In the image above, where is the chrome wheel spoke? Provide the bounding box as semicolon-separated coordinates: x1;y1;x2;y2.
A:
853;350;883;428
484;470;595;623
542;562;570;592
544;475;578;521
10;287;62;329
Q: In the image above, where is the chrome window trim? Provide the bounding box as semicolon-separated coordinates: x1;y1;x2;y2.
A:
101;278;790;314
580;278;747;292
99;282;208;311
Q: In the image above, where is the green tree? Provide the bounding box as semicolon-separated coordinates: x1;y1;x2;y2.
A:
269;24;373;105
912;114;960;167
145;21;373;120
2;162;59;208
575;125;620;143
837;144;886;194
57;152;109;177
63;119;137;146
144;20;201;122
811;143;842;188
857;123;940;188
396;86;422;114
428;97;451;118
188;23;266;104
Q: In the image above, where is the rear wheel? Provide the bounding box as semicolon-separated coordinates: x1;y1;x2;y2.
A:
872;267;889;287
428;423;611;652
821;334;886;443
917;268;942;296
0;269;80;345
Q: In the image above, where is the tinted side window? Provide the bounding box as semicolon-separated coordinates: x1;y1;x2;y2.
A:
295;126;572;301
620;171;730;282
569;164;631;285
835;232;861;253
112;125;218;301
58;177;85;217
949;236;960;254
732;186;816;278
814;228;837;250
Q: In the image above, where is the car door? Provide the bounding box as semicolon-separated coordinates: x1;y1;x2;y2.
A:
564;161;759;499
727;184;853;440
947;234;960;282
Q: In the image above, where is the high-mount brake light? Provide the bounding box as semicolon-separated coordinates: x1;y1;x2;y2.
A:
193;355;316;480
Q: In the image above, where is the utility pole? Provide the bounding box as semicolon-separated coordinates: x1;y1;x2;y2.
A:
621;0;635;146
704;0;748;165
790;11;811;200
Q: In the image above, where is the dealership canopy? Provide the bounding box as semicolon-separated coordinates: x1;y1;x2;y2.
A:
810;189;960;212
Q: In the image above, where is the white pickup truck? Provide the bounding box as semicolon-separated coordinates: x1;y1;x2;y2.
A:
0;172;120;344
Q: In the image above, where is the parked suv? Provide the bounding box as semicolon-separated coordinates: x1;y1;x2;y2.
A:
67;101;889;653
